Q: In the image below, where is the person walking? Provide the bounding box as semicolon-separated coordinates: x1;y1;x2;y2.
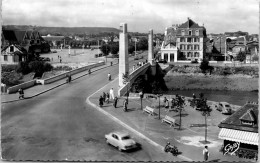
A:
203;146;210;161
108;73;111;81
113;96;118;108
109;88;114;100
18;88;24;99
123;99;128;112
106;92;110;103
99;96;104;107
103;92;107;102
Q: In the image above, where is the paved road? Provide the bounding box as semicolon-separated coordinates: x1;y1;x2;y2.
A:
2;55;179;161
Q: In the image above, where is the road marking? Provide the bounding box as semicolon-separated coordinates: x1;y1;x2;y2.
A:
86;79;193;162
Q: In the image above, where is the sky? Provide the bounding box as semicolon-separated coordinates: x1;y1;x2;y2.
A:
2;0;259;34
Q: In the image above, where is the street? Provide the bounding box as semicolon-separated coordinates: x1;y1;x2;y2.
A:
1;56;180;161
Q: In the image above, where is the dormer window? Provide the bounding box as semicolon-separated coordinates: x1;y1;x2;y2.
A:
10;46;14;52
239;108;256;126
189;30;192;36
181;30;185;36
195;30;199;36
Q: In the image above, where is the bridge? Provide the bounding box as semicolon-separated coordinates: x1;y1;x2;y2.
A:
118;23;156;96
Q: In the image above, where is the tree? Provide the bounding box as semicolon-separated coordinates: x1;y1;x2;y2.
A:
137;37;148;51
128;43;135;54
175;95;186;130
178;52;187;60
200;58;213;74
110;43;119;55
200;98;212;143
100;44;111;56
236;51;246;62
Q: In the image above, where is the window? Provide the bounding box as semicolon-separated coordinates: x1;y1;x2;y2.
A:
181;30;185;36
30;40;34;44
195;30;199;36
180;44;185;50
194;45;200;50
187;38;192;43
188;52;191;57
10;46;14;52
4;55;8;61
189;30;192;36
187;45;192;50
180;38;185;42
37;40;40;44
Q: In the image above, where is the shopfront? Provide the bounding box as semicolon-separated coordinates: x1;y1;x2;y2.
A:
218;102;258;161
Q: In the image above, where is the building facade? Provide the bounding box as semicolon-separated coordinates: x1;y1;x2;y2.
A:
1;44;27;64
218;102;258;161
160;18;207;62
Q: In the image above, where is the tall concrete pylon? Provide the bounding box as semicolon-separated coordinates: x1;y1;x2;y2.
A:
119;23;129;87
148;29;154;64
148;29;156;76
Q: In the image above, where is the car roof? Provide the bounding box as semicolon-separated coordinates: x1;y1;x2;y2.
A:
112;131;130;137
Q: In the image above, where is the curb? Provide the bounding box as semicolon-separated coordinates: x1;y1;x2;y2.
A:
2;63;118;104
86;80;193;162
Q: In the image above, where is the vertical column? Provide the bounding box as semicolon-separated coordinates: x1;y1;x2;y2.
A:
119;23;129;87
148;29;154;64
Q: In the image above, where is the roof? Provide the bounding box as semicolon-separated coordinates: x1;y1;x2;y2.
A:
218;103;258;133
218;128;258;145
178;18;203;29
113;131;130;137
2;30;18;42
1;44;27;54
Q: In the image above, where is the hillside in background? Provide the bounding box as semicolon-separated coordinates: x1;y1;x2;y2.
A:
3;25;120;36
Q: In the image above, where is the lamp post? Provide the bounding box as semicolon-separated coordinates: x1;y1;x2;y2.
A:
157;94;163;119
139;91;144;110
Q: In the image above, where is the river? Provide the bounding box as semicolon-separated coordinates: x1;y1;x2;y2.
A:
163;89;258;106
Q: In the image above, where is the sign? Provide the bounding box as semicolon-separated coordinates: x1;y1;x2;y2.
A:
223;140;240;155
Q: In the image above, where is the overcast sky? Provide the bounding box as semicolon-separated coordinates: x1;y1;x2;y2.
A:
2;0;259;34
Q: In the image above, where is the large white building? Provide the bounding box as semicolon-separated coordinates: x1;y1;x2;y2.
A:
160;18;207;62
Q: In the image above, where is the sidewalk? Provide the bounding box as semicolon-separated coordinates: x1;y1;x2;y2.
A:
87;76;252;162
1;62;114;103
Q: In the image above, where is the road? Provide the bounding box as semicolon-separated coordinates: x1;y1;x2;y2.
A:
1;55;179;161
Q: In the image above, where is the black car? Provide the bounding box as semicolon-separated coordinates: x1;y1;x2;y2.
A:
39;57;50;61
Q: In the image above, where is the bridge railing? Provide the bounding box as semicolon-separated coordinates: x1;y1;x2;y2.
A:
118;63;150;96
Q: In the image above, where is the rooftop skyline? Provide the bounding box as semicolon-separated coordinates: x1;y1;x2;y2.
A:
2;0;259;34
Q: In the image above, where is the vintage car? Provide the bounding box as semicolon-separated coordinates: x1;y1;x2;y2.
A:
105;131;138;151
217;102;233;115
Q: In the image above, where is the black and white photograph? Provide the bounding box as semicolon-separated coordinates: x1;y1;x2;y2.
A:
1;0;259;162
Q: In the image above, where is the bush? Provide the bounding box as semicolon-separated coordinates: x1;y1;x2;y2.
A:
16;61;31;74
1;72;22;86
44;62;53;71
53;66;72;71
1;65;18;72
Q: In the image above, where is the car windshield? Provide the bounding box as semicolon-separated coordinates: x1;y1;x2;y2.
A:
121;136;130;140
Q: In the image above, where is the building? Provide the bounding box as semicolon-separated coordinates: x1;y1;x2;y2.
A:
1;29;49;62
218;102;258;161
160;18;207;62
41;34;65;48
1;44;27;64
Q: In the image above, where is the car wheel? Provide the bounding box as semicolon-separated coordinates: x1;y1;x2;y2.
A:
118;146;123;152
105;138;109;144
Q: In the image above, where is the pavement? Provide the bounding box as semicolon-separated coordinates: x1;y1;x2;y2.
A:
1;62;114;103
1;59;253;162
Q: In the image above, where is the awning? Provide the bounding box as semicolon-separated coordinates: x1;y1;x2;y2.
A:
218;128;258;145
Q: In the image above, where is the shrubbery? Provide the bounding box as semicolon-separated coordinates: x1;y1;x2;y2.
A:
1;72;22;86
1;65;18;72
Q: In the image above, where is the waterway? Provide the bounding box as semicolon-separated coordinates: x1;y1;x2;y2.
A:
163;89;258;106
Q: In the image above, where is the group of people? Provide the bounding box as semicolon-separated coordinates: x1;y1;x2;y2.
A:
162;94;184;109
132;61;146;71
58;55;62;63
99;88;117;107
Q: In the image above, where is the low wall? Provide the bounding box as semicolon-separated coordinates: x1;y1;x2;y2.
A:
39;61;105;85
118;82;130;97
7;80;36;94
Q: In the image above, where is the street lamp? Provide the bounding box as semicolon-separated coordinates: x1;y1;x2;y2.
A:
157;94;163;119
139;91;144;110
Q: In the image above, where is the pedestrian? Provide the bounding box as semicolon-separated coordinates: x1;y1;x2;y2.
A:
123;99;128;112
18;88;24;99
99;96;104;107
193;93;196;99
60;58;62;63
165;99;169;108
110;61;113;66
103;92;107;102
106;92;110;103
113;96;118;108
110;88;114;100
108;73;111;81
203;146;210;161
170;98;175;109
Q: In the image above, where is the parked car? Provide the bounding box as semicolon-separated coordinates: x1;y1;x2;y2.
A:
105;131;138;151
217;102;233;115
39;57;50;62
52;50;57;53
